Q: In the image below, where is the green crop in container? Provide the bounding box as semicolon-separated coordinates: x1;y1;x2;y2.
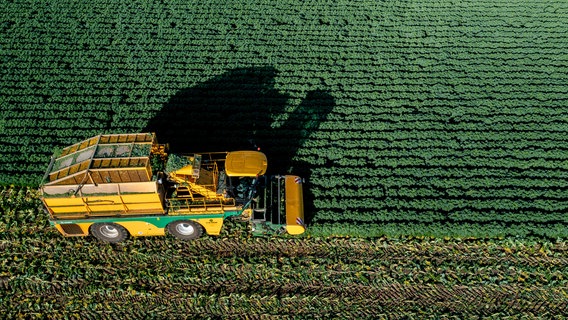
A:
165;153;192;173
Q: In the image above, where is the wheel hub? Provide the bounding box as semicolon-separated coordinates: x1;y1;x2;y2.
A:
100;225;119;238
176;223;195;235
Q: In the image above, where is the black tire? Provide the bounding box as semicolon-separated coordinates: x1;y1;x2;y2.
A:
90;223;129;243
167;220;203;240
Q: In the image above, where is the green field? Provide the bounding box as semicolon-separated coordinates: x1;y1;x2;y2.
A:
2;0;568;238
2;0;568;317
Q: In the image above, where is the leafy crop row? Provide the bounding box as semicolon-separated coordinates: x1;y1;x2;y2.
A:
2;0;568;238
1;187;568;318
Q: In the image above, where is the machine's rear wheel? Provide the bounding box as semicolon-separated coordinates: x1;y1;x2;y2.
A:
91;223;129;243
167;220;203;240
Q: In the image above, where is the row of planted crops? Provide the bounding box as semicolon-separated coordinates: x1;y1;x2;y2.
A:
2;0;568;239
1;0;568;316
1;186;568;318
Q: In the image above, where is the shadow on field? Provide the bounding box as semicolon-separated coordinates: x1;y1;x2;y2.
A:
145;66;335;225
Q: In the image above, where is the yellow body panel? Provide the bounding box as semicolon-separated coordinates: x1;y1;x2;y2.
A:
43;192;164;216
121;193;164;212
285;175;306;235
193;218;224;235
45;197;84;207
118;221;165;237
44;197;87;214
85;195;125;212
121;193;163;203
125;203;165;211
49;205;87;214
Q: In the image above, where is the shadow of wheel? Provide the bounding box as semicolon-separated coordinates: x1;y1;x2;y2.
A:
167;220;204;240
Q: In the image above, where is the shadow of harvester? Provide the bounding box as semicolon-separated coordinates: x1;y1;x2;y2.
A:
145;66;334;224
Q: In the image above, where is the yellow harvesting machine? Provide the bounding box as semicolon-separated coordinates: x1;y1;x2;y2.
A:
39;133;305;243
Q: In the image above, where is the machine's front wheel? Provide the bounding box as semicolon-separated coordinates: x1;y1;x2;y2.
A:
167;220;203;240
91;223;129;243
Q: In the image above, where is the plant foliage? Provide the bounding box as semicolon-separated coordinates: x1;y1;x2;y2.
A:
1;187;568;318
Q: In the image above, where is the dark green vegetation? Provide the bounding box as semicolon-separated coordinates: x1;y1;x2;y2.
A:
1;0;568;316
2;0;568;238
2;187;568;318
